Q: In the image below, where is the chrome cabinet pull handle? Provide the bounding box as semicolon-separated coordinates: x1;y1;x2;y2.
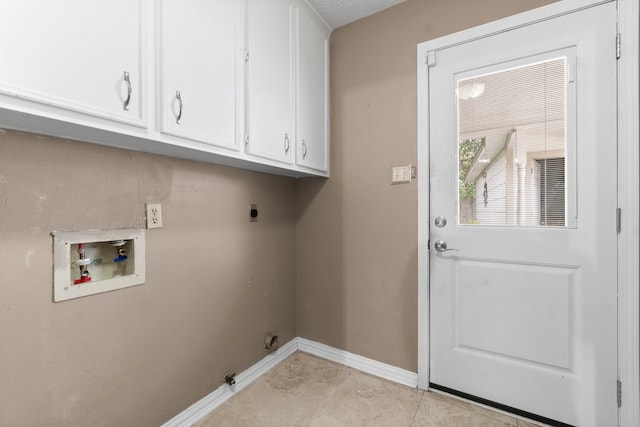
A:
176;91;183;124
123;71;132;111
302;140;307;159
284;133;290;153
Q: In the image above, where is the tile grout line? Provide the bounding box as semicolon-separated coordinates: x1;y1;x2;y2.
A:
306;358;356;425
166;338;546;427
428;388;548;427
409;390;426;426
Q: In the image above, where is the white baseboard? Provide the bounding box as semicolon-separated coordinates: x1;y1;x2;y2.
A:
161;337;418;426
297;337;418;388
161;338;298;427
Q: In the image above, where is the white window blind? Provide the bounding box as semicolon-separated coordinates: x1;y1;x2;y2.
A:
457;58;567;227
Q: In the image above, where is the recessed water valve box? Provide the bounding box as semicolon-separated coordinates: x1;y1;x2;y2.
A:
52;228;145;302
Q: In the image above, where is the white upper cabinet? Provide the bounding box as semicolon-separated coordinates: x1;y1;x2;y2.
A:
296;7;329;172
245;0;295;164
159;0;243;150
0;0;144;126
0;0;329;177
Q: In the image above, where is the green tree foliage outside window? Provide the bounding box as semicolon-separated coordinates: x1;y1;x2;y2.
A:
459;138;484;201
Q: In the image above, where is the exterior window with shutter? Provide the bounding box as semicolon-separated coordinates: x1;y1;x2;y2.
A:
537;158;565;226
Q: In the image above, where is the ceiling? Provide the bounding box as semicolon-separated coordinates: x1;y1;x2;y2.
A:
306;0;408;29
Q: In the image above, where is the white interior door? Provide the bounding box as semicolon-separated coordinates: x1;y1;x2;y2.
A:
427;3;617;426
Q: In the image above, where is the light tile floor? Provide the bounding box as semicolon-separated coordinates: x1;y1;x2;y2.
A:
198;352;544;427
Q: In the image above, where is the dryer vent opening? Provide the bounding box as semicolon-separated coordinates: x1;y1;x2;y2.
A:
264;333;279;353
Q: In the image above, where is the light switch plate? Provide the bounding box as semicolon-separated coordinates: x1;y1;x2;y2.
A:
391;164;413;184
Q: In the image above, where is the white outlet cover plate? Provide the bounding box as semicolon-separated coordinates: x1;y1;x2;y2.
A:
146;203;162;229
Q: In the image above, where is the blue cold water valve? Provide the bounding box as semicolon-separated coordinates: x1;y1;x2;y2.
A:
111;240;128;263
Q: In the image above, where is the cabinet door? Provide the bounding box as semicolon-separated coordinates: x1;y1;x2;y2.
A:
296;8;329;172
0;0;144;125
246;0;294;164
160;0;243;150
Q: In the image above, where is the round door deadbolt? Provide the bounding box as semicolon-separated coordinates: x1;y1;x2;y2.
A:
434;216;447;227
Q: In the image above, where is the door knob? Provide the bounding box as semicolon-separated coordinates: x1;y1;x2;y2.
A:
433;240;458;252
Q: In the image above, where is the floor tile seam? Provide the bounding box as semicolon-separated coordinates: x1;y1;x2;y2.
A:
410;390;427;426
428;388;544;426
294;350;354;392
340;368;425;426
303;370;421;427
340;363;420;394
299;367;357;425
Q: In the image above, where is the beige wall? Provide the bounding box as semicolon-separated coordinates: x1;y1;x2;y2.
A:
1;1;562;425
295;0;557;372
0;130;297;426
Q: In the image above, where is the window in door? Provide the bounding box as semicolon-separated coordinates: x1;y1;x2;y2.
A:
457;56;573;228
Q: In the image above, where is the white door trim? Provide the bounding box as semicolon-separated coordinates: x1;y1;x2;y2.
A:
417;1;640;425
616;1;640;425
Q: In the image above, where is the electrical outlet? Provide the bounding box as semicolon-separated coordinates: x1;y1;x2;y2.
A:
146;203;162;229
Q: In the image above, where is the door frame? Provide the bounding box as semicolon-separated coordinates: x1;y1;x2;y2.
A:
416;0;640;425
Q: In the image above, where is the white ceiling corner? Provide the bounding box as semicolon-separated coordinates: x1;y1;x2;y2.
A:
305;0;408;29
